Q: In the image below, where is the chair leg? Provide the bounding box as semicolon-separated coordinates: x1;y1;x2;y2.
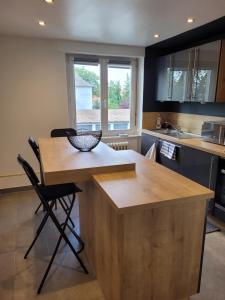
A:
37;215;67;294
66;223;84;254
34;202;42;214
24;214;49;259
24;201;55;259
43;194;88;274
37;194;88;294
58;197;75;228
61;196;69;209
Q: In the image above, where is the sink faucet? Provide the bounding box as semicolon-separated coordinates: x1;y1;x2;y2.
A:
165;122;182;137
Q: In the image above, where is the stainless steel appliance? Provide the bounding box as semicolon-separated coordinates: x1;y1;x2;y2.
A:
201;121;225;145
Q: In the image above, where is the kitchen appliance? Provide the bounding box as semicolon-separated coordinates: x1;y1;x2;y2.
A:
201;121;225;145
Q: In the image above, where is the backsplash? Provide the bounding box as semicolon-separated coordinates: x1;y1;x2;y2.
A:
142;112;225;134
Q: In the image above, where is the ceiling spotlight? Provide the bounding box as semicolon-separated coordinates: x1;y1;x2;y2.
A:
38;20;46;26
44;0;54;3
187;17;194;23
154;34;160;38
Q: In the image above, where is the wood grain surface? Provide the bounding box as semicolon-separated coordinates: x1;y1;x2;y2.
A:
39;138;135;185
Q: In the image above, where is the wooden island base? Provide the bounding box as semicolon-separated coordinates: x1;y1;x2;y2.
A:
39;139;213;300
79;179;206;300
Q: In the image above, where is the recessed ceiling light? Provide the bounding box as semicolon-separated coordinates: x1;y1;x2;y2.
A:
187;17;194;23
154;34;160;38
38;20;46;26
44;0;54;3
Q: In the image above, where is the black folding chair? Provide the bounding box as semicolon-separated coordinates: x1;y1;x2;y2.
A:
17;154;88;294
50;128;77;137
28;136;40;162
28;137;46;214
28;137;74;216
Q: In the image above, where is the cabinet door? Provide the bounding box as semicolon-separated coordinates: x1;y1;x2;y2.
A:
179;145;218;190
156;55;173;101
192;40;221;103
216;40;225;102
141;133;158;155
171;49;193;102
157;141;218;190
157;140;182;172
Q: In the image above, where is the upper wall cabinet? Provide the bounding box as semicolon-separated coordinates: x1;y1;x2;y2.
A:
156;54;173;101
171;49;193;102
192;40;221;103
156;40;221;103
216;40;225;102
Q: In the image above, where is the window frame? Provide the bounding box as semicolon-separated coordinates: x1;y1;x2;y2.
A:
66;54;138;137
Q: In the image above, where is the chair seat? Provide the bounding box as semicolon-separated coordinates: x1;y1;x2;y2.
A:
38;183;82;201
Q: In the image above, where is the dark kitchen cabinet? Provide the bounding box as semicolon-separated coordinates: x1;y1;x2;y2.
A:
171;49;192;102
215;158;225;206
157;139;182;173
141;133;219;191
178;145;218;190
156;55;173;101
216;40;225;102
141;133;158;155
156;40;221;103
156;50;192;102
192;40;221;103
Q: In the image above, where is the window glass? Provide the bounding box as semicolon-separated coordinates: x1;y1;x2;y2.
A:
74;63;101;131
107;64;131;131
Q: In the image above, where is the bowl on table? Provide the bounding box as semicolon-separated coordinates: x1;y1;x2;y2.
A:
66;130;102;152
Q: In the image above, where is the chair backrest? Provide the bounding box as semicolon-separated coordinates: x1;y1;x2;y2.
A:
50;128;77;137
28;137;40;162
17;154;39;187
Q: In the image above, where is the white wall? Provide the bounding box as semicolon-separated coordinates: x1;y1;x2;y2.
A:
0;35;144;189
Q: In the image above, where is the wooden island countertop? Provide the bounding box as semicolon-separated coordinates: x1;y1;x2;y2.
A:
38;138;135;185
39;138;214;300
93;150;213;213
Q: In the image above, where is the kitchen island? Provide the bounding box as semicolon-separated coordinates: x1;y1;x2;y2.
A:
39;138;214;300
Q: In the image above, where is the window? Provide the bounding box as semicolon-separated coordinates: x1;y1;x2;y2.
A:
67;55;137;135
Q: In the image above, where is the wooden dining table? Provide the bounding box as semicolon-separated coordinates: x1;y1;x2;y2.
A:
39;137;214;300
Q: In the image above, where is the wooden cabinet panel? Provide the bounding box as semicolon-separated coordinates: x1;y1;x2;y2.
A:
216;40;225;102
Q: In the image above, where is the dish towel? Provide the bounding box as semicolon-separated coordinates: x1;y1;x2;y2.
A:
160;141;176;160
146;143;156;161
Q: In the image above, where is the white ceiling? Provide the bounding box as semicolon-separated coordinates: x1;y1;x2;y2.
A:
0;0;225;46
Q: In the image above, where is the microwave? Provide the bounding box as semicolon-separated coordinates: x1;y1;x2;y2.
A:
201;121;225;145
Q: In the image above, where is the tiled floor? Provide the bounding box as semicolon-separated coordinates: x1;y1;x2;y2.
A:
0;190;225;300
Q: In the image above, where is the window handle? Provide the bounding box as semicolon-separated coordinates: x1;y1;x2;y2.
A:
103;99;107;109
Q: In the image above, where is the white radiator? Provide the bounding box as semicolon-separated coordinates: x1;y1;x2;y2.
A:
107;141;128;151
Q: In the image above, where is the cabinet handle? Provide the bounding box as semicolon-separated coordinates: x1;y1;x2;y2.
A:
158;139;181;148
168;55;173;100
186;50;193;100
192;48;200;101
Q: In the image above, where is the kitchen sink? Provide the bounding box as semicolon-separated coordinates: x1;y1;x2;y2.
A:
152;129;200;139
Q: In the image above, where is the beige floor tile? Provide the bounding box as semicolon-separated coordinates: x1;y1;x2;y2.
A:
1;190;225;300
0;251;16;300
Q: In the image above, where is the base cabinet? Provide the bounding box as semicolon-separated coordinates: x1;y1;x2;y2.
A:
141;133;218;191
141;133;158;155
